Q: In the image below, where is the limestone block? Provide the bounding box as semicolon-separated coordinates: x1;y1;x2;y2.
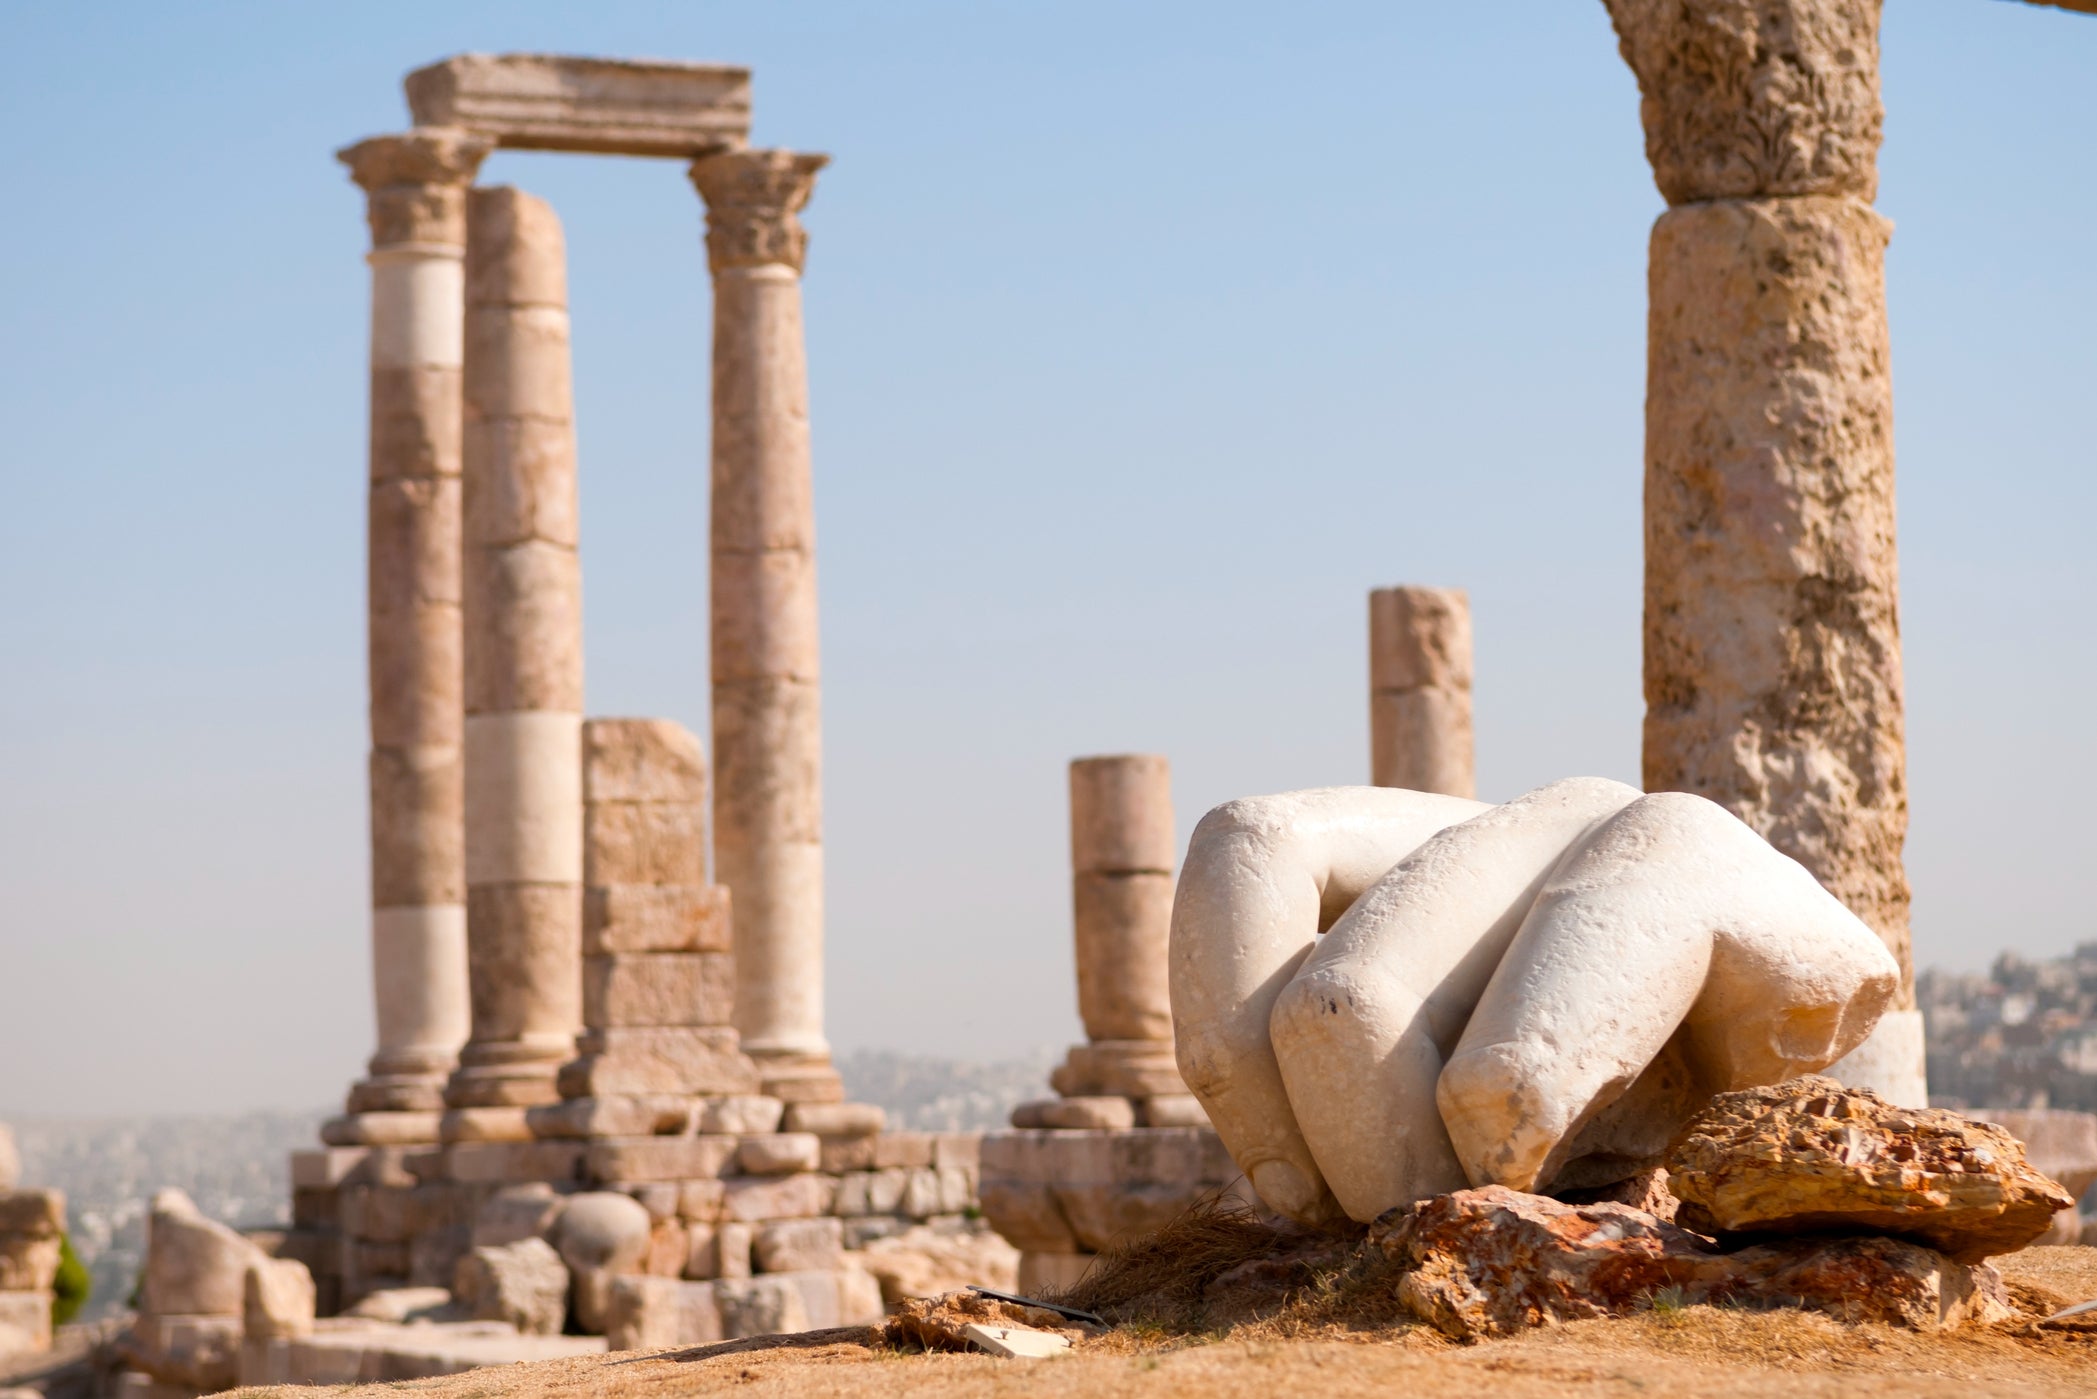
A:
681;1224;718;1280
858;1224;1021;1304
709;549;820;684
440;1140;585;1185
470;1183;565;1247
462;418;579;549
126;1314;244;1390
872;1134;936;1170
585;1136;738;1184
0;1289;51;1354
711;1275;810;1338
243;1258;316;1340
1368;586;1472;693
525;1095;691;1140
0;1235;58;1293
642;1219;688;1276
1069;755;1174;874
585;885;733;956
291;1146;410;1192
1138;1096;1210;1129
783;1102;884;1136
752;1218;842;1273
935;1135;981;1171
584;720;708;804
1642;194;1908;980
1051;1180;1201;1255
1017;1252;1094;1295
142;1189;268;1317
559;1027;759;1097
963;1323;1071;1359
618;1183;675;1223
1036;1097;1135;1131
714;1222;753;1279
342;1285;456;1323
678;1180;726;1223
465;185;568;307
1603;0;1882;203
604;1274;723;1351
341;1184;419;1243
1665;1077;2074;1262
817;1136;877;1173
721;1173;835;1223
736;1134;820;1175
762;1059;845;1105
453;1237;568;1335
697;1096;785;1136
1073;872;1175;1043
405;54;751;159
437;1103;539;1139
843;1218;906;1249
1438;796;1899;1199
464;305;575;427
584;802;708;887
583;952;734;1030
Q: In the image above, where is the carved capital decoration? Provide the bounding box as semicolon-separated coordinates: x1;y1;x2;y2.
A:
338;128;494;249
688;149;829;275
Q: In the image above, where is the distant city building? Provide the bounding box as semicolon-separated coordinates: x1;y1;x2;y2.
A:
1922;943;2097;1111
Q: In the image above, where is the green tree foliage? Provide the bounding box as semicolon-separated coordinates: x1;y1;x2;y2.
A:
51;1233;90;1327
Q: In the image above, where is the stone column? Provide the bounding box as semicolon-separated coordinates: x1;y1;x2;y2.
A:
1023;755;1198;1129
328;129;490;1148
1605;0;1923;1102
442;185;586;1141
688;149;839;1104
1368;586;1475;799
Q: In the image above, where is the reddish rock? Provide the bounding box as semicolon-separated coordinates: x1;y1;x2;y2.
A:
1373;1184;2014;1340
1665;1076;2073;1263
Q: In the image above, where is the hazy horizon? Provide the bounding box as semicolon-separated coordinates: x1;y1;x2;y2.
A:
2;1;2091;1116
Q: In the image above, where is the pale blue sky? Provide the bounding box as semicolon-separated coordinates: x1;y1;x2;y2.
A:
1;2;2090;1115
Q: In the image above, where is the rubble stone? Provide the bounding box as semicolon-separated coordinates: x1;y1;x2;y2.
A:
697;1096;786;1135
855;1224;1021;1304
1666;1077;2074;1262
243;1258;317;1340
453;1237;568;1335
1375;1184;2012;1339
142;1189;269;1317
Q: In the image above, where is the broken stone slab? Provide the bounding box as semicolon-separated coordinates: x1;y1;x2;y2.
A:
524;1094;691;1140
243;1258;317;1340
1666;1076;2074;1262
404;54;751;158
1372;1184;2014;1340
123;1313;245;1390
885;1289;1087;1352
453;1236;568;1335
141;1189;269;1317
783;1102;885;1136
696;1095;786;1135
961;1322;1071;1358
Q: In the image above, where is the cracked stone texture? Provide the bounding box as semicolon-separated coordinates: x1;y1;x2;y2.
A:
1640;191;1910;991
1372;1183;2013;1339
1665;1076;2074;1262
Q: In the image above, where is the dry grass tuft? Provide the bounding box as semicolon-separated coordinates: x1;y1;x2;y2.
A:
1048;1193;1405;1338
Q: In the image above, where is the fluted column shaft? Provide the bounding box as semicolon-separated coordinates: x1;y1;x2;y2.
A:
1606;0;1920;1100
1368;586;1475;798
333;129;489;1140
442;185;586;1136
689;150;838;1101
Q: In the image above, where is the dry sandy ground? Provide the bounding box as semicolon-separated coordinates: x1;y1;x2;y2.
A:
241;1247;2097;1399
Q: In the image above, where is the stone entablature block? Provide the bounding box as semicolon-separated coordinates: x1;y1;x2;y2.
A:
406;54;751;158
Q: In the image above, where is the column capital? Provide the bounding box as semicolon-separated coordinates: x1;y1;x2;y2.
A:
338;128;494;249
688;149;829;275
1602;0;1881;205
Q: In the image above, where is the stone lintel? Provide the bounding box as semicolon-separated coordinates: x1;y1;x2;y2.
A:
405;53;751;158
